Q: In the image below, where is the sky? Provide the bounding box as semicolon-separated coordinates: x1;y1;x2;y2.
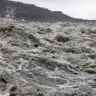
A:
10;0;96;20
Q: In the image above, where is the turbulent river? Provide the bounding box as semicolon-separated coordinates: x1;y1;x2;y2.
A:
0;18;96;96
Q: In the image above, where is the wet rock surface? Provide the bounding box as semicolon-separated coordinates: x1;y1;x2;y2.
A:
0;18;96;95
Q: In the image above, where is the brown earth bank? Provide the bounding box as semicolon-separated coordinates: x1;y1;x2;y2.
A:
0;18;96;95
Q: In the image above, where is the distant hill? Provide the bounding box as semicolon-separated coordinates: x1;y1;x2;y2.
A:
0;0;96;22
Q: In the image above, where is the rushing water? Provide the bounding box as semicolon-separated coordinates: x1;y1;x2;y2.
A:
0;18;96;95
